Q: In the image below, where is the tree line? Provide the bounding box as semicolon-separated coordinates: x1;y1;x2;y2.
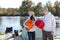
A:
0;0;60;16
19;0;60;16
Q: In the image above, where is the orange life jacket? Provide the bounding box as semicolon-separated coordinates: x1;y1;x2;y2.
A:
25;20;34;30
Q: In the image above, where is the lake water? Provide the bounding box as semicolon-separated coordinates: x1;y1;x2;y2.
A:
0;16;22;34
0;16;60;37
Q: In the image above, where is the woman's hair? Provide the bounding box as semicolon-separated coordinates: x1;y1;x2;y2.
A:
28;11;35;21
30;15;35;21
28;11;34;16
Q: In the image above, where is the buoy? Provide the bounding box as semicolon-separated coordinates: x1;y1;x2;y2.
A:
35;20;44;29
25;20;34;30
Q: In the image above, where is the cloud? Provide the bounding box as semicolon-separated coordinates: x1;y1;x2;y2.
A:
32;0;57;6
0;0;23;8
0;0;60;8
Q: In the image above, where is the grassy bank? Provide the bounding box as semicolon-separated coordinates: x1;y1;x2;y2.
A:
0;32;4;35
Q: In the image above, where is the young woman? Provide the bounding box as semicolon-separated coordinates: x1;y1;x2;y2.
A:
23;11;36;40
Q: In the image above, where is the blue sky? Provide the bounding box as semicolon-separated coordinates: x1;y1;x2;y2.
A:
0;0;60;8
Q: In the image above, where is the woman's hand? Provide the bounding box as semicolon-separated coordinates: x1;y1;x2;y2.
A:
25;27;30;30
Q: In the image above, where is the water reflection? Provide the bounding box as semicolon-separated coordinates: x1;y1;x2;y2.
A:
0;16;22;34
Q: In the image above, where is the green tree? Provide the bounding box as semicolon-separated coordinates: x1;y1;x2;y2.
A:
54;1;60;16
34;2;42;16
19;0;33;16
45;1;56;15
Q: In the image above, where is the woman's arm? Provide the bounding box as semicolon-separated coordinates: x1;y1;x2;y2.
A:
23;19;29;28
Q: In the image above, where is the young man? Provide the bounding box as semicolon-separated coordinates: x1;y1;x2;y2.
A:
41;7;56;40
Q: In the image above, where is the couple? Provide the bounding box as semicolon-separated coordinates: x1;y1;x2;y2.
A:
23;7;56;40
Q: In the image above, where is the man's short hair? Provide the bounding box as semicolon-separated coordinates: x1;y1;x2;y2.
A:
41;7;48;12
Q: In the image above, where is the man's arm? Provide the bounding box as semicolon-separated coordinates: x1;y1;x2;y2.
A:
51;17;56;35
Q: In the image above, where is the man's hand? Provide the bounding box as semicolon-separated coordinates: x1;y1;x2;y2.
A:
50;32;54;36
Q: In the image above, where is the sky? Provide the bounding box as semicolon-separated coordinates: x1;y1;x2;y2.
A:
0;0;60;8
